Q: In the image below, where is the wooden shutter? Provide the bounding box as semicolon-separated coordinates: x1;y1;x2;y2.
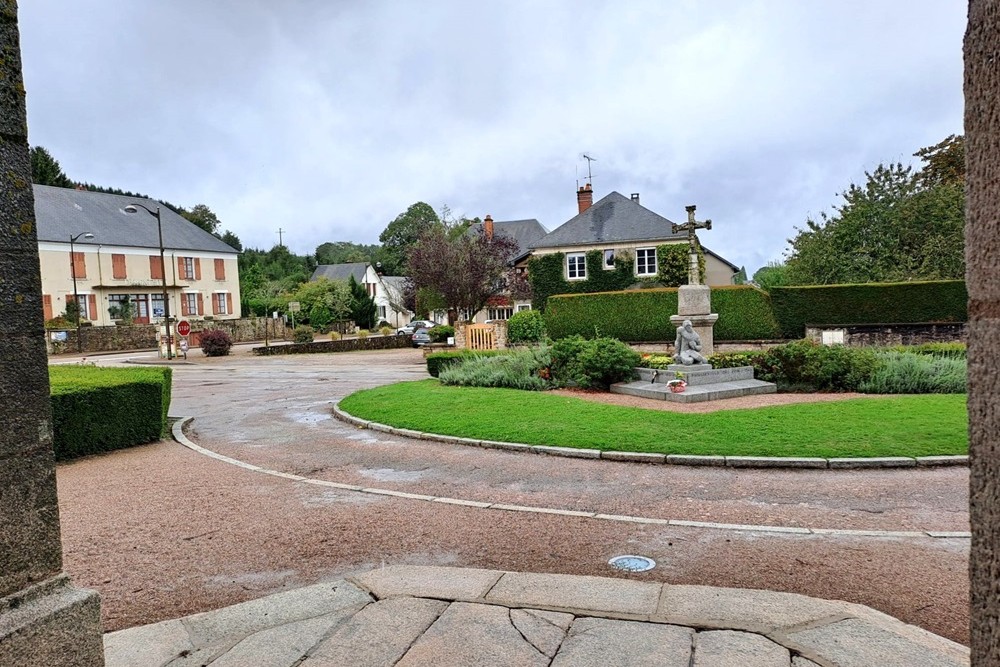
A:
226;293;233;315
194;258;202;280
214;258;225;280
180;296;189;316
212;294;219;315
72;252;86;279
150;256;163;280
178;257;185;279
43;295;52;321
87;295;97;321
197;295;204;315
112;253;127;279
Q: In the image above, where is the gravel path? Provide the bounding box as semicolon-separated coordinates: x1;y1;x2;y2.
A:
54;348;970;644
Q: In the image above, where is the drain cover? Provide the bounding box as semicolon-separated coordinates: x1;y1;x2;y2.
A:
608;555;656;572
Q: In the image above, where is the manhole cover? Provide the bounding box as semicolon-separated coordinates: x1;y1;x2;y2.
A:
608;555;656;572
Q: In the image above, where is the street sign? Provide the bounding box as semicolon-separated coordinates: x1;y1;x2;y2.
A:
288;301;301;312
176;320;192;336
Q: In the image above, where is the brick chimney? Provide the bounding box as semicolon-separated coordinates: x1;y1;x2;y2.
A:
483;214;494;239
631;193;640;204
577;183;593;214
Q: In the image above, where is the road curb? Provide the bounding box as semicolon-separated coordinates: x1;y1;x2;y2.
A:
331;404;969;471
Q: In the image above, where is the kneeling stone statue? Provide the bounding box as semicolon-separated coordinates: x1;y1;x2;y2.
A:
674;319;708;366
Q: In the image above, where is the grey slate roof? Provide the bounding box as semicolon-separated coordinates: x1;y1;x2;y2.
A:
467;218;548;259
529;191;686;249
311;262;370;283
33;185;239;254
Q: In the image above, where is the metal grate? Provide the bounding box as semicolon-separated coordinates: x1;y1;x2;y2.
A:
608;555;656;572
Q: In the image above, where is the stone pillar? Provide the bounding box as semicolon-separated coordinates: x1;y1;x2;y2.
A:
966;2;1000;664
0;3;104;665
670;285;719;357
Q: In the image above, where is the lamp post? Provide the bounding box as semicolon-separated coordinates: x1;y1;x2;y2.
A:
123;203;172;359
69;231;94;352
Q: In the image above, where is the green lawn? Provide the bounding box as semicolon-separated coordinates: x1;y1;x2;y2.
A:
338;380;968;458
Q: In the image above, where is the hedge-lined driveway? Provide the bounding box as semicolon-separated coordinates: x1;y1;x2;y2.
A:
56;348;970;644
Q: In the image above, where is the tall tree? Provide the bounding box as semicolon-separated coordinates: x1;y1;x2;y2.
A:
347;275;377;329
29;146;73;187
784;137;966;285
220;230;243;252
406;225;520;322
379;202;440;274
181;203;221;235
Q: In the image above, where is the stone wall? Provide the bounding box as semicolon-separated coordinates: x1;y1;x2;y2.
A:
252;334;413;355
48;318;289;355
805;323;966;347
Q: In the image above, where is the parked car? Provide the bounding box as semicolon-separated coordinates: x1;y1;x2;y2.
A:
396;320;437;335
411;327;433;347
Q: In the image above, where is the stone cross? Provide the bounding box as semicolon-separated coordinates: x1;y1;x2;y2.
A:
671;205;712;285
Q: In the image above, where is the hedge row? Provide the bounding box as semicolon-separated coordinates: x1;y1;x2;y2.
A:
544;286;780;342
49;366;172;461
769;280;967;338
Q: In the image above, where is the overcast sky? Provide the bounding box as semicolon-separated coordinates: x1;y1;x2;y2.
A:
18;1;964;274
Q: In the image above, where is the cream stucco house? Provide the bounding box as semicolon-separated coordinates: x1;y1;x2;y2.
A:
35;185;241;326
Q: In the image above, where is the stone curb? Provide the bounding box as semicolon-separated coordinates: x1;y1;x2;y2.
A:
170;416;971;541
331;404;969;471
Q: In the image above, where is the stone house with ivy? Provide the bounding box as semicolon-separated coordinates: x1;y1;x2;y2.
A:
526;186;739;309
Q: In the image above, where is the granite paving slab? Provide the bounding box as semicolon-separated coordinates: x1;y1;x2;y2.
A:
550;617;693;667
486;571;662;617
351;564;502;601
510;608;574;658
692;629;791;666
787;617;969;667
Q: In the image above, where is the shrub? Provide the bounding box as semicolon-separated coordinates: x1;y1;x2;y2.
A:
551;335;640;389
507;310;547;344
889;342;966;359
356;329;370;340
859;352;967;394
769;280;967;338
426;350;504;377
329;331;342;341
200;329;233;356
710;340;876;392
293;325;315;343
45;316;73;330
379;326;394;336
439;346;552;391
49;366;172;460
429;325;455;343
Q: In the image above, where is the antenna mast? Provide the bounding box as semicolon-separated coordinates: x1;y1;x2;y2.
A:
582;153;596;186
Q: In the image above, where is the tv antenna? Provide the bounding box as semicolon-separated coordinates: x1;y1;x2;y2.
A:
581;153;596;186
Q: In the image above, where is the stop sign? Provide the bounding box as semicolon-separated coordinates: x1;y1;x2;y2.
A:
176;320;191;336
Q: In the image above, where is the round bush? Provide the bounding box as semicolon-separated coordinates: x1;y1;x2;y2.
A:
329;331;342;341
429;325;454;343
200;329;233;357
551;335;639;389
293;325;315;343
507;310;546;344
379;326;394;336
356;329;370;340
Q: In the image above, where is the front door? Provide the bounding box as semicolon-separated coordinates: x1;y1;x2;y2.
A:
132;294;150;324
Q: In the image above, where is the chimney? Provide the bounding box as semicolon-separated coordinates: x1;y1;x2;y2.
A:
483;214;494;239
631;193;640;204
577;183;593;214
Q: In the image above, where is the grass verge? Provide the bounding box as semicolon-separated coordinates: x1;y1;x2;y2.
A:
338;380;967;458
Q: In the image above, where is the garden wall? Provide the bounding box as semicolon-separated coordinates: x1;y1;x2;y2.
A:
48;317;289;355
252;334;413;355
805;323;967;347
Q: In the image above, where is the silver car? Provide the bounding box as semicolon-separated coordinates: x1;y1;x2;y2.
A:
396;320;437;335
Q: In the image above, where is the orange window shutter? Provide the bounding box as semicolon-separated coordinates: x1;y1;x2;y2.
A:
88;295;97;320
72;252;86;279
215;258;225;280
112;254;127;279
180;297;188;316
212;294;219;315
177;257;185;279
150;256;162;280
43;295;52;321
226;293;233;315
194;258;202;280
197;295;204;315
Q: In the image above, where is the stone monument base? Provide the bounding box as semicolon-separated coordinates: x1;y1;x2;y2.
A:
612;365;777;403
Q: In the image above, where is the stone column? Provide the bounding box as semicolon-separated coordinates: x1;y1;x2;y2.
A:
965;2;1000;665
0;3;104;665
670;285;719;358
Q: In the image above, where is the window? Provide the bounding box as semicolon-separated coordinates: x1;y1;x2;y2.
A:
214;258;226;281
182;293;199;316
516;304;531;312
213;292;230;315
604;249;615;269
112;253;127;279
151;294;166;318
71;252;87;279
566;253;586;280
378;305;387;320
488;307;514;320
68;294;94;320
636;247;657;276
108;294;130;319
181;257;195;280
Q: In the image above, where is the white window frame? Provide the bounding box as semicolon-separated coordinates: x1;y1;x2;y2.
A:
183;292;199;315
516;304;531;312
213;292;229;315
603;249;615;269
566;253;587;280
181;256;195;280
635;247;657;276
487;307;514;321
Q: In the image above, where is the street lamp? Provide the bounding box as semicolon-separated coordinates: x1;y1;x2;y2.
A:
69;231;94;352
123;203;173;360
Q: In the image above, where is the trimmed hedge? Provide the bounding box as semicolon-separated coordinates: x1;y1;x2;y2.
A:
544;286;780;342
770;280;967;338
253;334;413;355
49;366;172;461
426;350;505;377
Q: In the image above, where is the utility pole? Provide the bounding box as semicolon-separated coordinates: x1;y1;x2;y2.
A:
277;228;285;248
